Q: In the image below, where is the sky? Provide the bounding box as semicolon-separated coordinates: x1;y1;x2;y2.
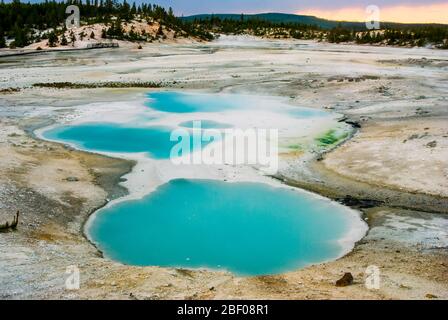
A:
149;0;448;24
6;0;448;24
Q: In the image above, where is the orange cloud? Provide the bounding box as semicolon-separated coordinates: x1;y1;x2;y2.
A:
299;3;448;24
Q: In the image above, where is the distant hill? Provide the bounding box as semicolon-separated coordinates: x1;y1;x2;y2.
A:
181;12;448;30
181;13;364;30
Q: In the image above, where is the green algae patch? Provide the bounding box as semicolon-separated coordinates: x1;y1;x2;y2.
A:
288;143;303;150
316;129;349;147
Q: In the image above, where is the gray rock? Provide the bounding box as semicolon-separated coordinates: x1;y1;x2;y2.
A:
426;141;437;148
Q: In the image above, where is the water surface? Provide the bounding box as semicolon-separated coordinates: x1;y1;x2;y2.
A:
146;91;332;121
89;179;355;276
145;91;255;113
43;122;215;159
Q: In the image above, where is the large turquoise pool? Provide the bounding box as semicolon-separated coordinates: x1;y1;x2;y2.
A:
88;179;355;276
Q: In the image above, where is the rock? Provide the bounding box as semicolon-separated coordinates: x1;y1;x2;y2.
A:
7;133;20;137
65;176;79;182
345;120;361;128
416;108;430;115
337;195;383;209
425;293;438;299
426;141;437;148
338;116;361;128
335;272;354;287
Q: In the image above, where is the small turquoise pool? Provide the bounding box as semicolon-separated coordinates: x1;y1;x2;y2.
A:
88;179;356;276
145;91;253;113
145;91;328;118
42;123;216;159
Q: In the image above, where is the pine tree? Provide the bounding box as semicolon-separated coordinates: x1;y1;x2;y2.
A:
60;34;68;45
47;31;58;47
157;25;163;37
70;30;76;46
131;2;136;15
12;24;29;47
0;28;6;48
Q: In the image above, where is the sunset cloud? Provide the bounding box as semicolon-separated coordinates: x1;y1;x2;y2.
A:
299;3;448;24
